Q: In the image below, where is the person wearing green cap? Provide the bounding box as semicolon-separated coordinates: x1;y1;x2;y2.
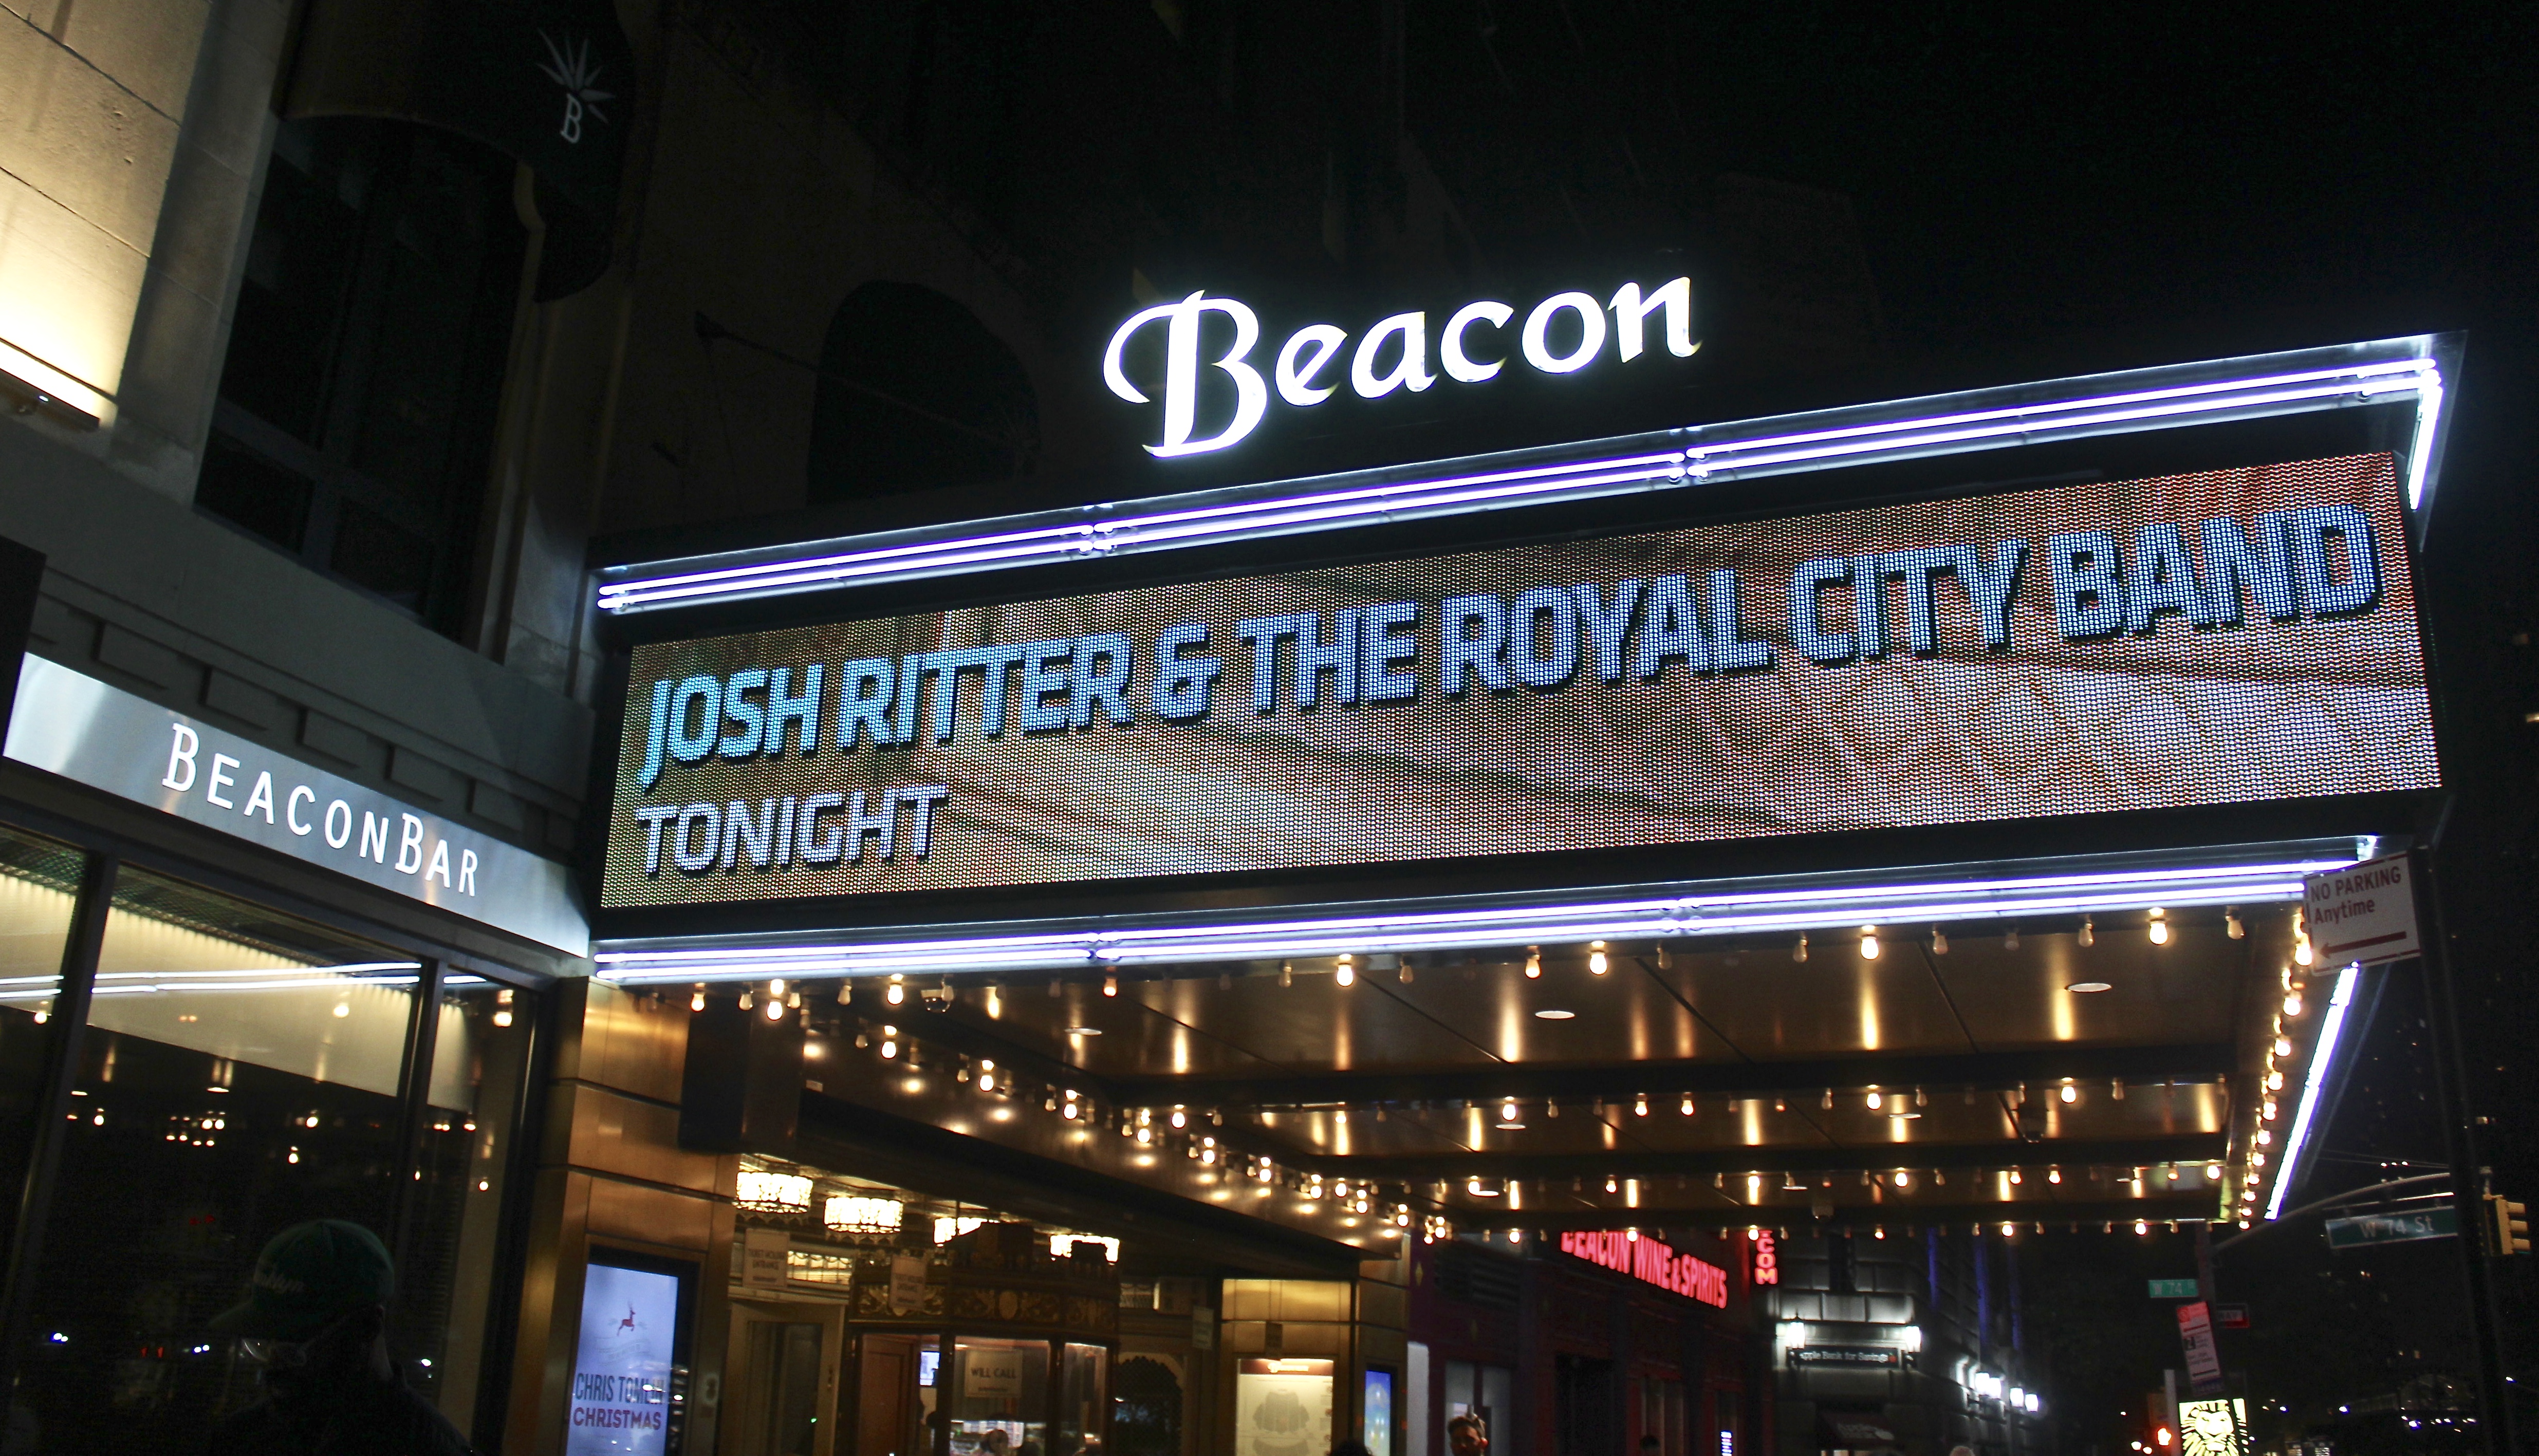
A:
205;1220;475;1456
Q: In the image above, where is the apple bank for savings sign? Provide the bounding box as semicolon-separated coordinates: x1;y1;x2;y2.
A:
1104;278;1696;456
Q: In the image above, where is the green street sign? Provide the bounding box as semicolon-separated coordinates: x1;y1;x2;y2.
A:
2325;1207;2457;1249
2147;1279;2200;1298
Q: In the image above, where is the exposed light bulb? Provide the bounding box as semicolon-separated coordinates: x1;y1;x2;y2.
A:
2225;908;2245;939
2004;927;2020;951
1337;963;1355;987
2059;1084;2077;1104
1860;928;1881;960
2148;920;2170;945
1103;974;1118;997
1867;1091;1883;1111
1634;1096;1648;1117
1793;934;1809;963
764;997;786;1021
1525;947;1542;978
885;983;905;1006
2048;1168;2062;1184
1170;1108;1186;1128
1894;1171;1910;1188
1930;928;1948;955
2078;916;2095;948
2284;992;2304;1016
1679;1094;1695;1116
1589;948;1608;974
738;991;753;1010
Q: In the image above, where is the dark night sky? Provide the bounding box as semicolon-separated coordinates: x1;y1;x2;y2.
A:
1669;3;2539;1436
1681;7;2536;378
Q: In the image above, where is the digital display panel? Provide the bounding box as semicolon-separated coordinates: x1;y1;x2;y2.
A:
567;1261;684;1456
605;453;2435;908
1363;1370;1394;1456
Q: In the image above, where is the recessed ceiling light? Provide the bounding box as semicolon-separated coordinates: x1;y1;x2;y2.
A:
2066;981;2113;994
1066;1025;1104;1035
1534;1009;1577;1020
1495;1122;1527;1130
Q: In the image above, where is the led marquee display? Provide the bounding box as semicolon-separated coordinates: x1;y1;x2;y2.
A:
603;453;2435;908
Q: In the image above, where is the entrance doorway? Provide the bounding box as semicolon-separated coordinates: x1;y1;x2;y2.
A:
727;1298;846;1456
1553;1355;1616;1456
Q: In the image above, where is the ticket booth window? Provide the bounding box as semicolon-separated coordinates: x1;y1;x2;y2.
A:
950;1335;1051;1456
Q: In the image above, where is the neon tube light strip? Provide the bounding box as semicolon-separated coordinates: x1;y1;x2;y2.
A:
594;340;2448;614
594;841;2366;983
2266;962;2362;1220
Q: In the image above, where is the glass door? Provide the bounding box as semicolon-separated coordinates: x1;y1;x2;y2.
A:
727;1298;845;1456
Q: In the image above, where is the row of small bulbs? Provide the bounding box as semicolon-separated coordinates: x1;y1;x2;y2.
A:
1537;1220;2207;1243
1803;906;2285;962
2227;950;2312;1224
671;905;2317;1016
1462;1160;2223;1202
837;1016;1448;1224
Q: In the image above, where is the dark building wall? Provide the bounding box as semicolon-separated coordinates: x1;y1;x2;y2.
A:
1405;1234;1758;1456
1764;1229;2053;1456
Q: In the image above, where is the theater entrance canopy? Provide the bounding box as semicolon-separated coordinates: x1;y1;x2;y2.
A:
587;333;2458;1254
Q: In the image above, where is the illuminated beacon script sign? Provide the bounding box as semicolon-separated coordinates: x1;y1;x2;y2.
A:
1103;279;1695;456
1559;1229;1729;1307
601;452;2435;909
4;657;589;954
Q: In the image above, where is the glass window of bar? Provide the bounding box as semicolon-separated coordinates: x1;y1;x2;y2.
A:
0;852;543;1453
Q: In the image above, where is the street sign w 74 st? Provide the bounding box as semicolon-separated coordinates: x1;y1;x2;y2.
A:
2325;1206;2457;1249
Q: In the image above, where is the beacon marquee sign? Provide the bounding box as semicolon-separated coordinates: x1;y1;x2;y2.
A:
1103;279;1697;456
599;452;2436;909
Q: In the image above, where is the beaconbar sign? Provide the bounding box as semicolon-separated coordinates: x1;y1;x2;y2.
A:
602;452;2436;908
6;657;589;954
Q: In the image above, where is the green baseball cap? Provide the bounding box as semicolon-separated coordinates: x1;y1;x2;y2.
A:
209;1220;395;1340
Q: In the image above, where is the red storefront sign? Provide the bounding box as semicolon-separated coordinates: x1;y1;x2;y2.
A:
1558;1230;1728;1308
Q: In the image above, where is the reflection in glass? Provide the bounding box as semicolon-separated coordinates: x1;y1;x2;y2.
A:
1058;1343;1108;1456
13;867;417;1456
950;1337;1050;1456
745;1320;824;1456
0;825;82;1262
401;974;535;1435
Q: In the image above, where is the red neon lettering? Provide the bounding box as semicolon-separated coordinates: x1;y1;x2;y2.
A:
1562;1230;1726;1306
